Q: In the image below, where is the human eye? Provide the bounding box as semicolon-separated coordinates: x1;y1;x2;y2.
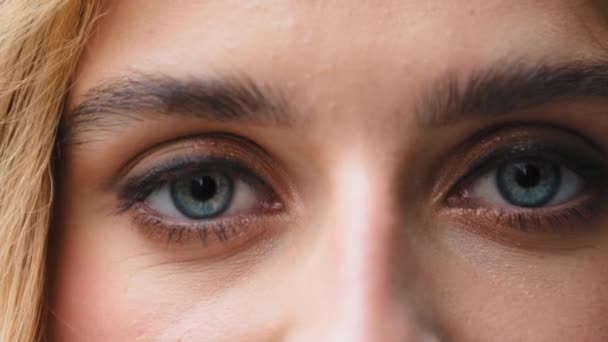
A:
439;125;608;247
469;155;582;209
114;134;290;251
147;171;248;221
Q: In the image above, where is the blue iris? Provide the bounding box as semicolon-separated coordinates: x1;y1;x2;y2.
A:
496;161;561;207
170;173;234;219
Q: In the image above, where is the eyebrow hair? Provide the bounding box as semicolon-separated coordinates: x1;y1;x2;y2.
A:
63;60;608;145
62;74;291;144
419;60;608;126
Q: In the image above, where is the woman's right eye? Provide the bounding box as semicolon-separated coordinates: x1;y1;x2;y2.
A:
115;135;289;246
145;172;257;221
124;162;285;246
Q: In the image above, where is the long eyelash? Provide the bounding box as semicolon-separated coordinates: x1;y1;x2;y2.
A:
116;157;267;213
498;205;598;235
116;155;284;245
454;143;608;192
133;207;226;243
130;202;271;244
443;139;608;240
446;190;603;237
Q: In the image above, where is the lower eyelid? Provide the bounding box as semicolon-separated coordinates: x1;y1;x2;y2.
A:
129;201;289;254
438;200;601;251
127;177;287;246
438;185;604;252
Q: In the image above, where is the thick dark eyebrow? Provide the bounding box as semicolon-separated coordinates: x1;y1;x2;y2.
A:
64;61;608;144
62;74;291;144
419;61;608;126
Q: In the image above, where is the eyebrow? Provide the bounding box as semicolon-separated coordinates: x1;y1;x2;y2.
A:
63;60;608;145
62;74;291;144
419;60;608;126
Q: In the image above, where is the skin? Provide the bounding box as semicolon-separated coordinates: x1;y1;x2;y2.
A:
51;1;608;341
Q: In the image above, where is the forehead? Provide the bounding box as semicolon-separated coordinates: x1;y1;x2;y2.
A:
72;1;608;108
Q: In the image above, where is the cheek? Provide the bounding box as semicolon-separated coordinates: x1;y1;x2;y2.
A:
518;262;608;338
487;275;608;340
48;217;287;341
49;226;168;341
429;233;608;340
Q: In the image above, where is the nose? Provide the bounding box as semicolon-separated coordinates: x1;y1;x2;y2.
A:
285;160;442;342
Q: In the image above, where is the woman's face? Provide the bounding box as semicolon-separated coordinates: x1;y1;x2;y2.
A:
51;1;608;340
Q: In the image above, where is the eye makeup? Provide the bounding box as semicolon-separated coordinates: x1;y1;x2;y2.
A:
116;157;278;213
112;123;608;254
112;134;292;252
433;125;608;249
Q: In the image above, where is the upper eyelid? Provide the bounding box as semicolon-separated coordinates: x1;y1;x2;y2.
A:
104;132;284;190
454;143;605;187
107;133;295;222
116;158;275;212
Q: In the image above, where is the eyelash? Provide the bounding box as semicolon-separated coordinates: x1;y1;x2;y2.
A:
117;157;283;244
116;129;607;250
444;142;607;237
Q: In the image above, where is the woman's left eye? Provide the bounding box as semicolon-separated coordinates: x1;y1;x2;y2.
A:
145;172;257;221
470;159;584;208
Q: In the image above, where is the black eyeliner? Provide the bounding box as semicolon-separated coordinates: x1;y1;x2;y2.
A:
116;157;266;213
455;142;608;194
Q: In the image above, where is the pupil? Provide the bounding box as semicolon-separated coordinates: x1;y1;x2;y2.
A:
514;163;541;189
189;176;217;201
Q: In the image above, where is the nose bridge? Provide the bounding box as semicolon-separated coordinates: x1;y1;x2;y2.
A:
330;159;390;322
303;158;427;341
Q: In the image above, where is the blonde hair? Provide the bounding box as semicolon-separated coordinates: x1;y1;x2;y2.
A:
0;1;102;341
